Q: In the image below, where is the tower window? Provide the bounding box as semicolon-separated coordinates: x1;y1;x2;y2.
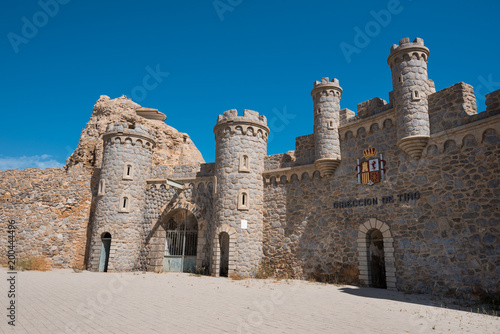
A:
98;179;106;196
327;120;335;130
123;163;133;180
238;190;249;210
119;196;130;213
398;74;403;83
239;155;250;172
412;90;421;101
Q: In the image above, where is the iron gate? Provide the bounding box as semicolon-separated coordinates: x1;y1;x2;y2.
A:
163;217;198;273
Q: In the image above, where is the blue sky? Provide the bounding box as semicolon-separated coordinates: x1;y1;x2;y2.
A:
1;0;499;169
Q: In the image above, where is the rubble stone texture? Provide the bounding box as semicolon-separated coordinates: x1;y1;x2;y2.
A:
312;78;343;176
88;123;155;271
388;37;436;159
213;109;269;276
0;37;498;302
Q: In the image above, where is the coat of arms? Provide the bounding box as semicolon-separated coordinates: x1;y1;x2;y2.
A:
356;147;386;185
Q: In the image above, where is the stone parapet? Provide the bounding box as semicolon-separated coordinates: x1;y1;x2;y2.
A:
356;97;392;119
387;37;429;67
485;89;500;112
103;122;156;149
428;82;477;133
214;109;269;141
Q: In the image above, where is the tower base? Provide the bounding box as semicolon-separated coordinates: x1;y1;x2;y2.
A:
397;135;429;160
314;158;341;177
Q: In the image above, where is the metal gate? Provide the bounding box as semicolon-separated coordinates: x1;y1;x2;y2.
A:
163;212;198;273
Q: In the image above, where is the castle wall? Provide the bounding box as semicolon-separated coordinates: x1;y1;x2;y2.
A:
428;82;477;133
0;166;93;269
294;134;315;166
263;104;499;300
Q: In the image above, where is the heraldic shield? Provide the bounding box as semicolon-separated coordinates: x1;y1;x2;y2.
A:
357;147;386;185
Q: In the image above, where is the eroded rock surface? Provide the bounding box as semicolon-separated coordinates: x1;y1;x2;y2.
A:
66;95;204;170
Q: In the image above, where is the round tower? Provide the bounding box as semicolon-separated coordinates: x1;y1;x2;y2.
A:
89;122;155;272
388;37;434;160
312;77;342;177
213;109;269;277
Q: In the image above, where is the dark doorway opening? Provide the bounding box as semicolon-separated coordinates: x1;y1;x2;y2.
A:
219;232;229;277
368;229;386;289
99;232;111;272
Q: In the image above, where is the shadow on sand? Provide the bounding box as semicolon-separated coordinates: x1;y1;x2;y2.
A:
338;286;490;313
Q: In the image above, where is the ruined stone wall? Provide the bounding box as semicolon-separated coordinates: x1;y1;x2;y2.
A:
0;166;93;268
263;107;499;300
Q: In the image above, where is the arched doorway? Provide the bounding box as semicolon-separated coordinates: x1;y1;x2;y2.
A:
99;232;111;272
163;209;198;273
219;232;229;277
368;229;386;289
357;219;396;290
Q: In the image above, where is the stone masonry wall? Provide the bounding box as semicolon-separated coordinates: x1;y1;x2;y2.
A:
263;111;499;300
294;134;315;166
264;153;295;170
312;78;342;161
0;166;93;268
428;82;477;133
388;37;434;142
214;109;269;276
88;123;154;272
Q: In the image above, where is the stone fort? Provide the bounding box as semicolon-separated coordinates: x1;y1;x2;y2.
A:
1;37;499;301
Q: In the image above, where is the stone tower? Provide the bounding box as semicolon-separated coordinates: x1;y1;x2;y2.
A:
89;122;155;272
213;109;269;277
388;37;435;159
312;77;343;177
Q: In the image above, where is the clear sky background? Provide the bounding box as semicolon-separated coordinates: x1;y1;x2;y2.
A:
1;0;499;169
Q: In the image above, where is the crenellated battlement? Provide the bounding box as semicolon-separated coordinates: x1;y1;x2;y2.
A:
387;37;429;66
103;122;156;149
105;122;155;137
216;109;268;126
311;77;342;98
214;109;269;140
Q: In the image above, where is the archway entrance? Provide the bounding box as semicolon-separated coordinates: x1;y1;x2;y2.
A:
98;232;111;272
368;229;386;289
219;232;229;277
163;209;198;273
357;219;396;290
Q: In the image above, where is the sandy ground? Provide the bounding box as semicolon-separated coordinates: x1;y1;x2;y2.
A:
0;268;498;334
